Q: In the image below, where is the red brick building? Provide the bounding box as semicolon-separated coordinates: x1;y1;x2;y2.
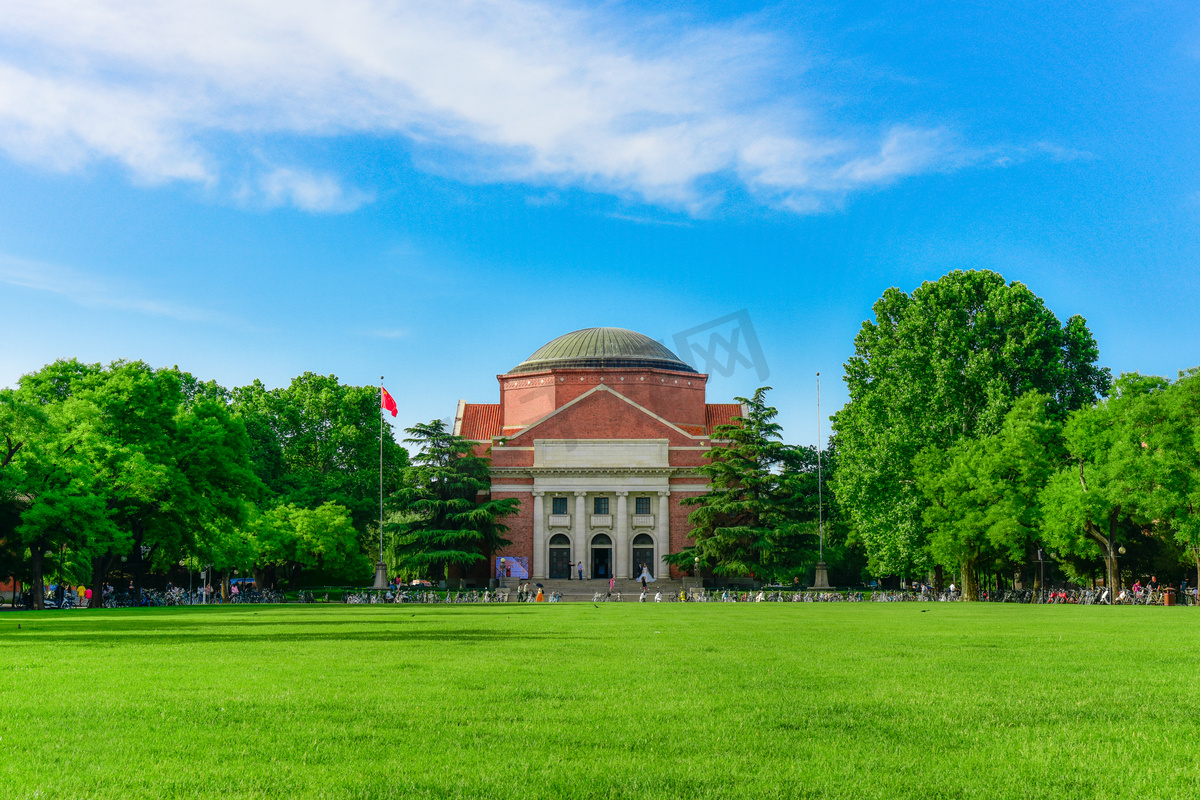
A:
453;328;742;582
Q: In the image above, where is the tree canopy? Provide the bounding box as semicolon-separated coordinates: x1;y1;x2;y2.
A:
832;270;1110;578
667;387;819;581
387;420;517;583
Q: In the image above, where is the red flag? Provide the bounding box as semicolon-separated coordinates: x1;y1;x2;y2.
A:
381;386;398;417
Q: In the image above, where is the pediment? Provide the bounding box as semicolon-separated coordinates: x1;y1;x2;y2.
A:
502;384;703;447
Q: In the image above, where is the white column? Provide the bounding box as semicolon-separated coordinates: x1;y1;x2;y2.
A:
574;491;587;578
657;491;671;580
531;491;545;579
615;491;629;579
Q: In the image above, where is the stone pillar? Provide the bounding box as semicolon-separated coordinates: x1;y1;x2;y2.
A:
615;491;629;579
657;491;671;580
531;491;545;579
574;491;587;578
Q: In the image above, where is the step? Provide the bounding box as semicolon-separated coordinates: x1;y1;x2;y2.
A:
506;578;685;601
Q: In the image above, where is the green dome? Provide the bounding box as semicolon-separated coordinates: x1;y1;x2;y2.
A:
509;328;697;375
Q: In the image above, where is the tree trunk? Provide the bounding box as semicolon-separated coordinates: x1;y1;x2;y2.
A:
89;553;113;609
961;559;979;602
934;565;944;593
30;543;46;610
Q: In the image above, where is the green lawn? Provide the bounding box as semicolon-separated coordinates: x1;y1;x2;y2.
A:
2;603;1197;799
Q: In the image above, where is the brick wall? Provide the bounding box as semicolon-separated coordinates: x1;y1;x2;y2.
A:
668;490;704;579
504;388;700;447
492;490;532;565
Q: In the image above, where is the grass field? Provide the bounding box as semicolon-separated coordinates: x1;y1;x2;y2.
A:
2;603;1198;800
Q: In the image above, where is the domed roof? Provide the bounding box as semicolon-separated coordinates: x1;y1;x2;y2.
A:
509;327;697;375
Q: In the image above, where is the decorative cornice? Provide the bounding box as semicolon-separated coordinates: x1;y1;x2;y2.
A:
491;466;685;476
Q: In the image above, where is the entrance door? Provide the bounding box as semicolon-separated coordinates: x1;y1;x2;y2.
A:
548;534;571;579
590;533;612;579
632;533;655;578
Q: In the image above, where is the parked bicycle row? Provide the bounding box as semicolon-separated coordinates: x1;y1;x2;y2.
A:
12;584;1198;608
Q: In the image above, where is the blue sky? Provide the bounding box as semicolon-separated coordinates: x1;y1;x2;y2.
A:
1;0;1197;445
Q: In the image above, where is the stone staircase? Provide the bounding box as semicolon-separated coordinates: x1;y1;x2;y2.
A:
503;577;685;601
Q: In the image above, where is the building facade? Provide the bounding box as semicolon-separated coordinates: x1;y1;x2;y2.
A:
453;328;743;582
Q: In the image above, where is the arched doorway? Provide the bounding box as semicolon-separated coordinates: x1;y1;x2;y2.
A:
548;534;571;579
590;533;612;579
632;533;655;578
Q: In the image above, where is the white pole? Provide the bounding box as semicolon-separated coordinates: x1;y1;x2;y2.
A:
380;376;385;566
817;372;823;561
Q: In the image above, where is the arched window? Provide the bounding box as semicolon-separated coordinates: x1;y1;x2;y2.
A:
591;533;612;546
549;533;571;546
632;533;654;546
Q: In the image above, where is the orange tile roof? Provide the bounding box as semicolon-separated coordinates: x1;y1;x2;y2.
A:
705;404;743;434
460;403;502;441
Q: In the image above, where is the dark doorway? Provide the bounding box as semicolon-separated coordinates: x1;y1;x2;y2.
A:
549;534;571;579
632;533;655;578
591;533;612;579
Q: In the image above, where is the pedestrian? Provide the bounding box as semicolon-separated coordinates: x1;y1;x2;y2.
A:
609;575;615;592
536;586;545;602
577;561;584;580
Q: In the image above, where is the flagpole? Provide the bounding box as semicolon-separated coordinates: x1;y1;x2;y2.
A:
380;375;384;565
374;375;388;590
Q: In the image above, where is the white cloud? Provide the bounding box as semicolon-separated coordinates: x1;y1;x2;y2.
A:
0;252;231;323
0;0;995;213
247;167;373;213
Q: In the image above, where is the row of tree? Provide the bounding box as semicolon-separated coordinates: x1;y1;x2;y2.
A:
1;361;409;608
830;270;1199;597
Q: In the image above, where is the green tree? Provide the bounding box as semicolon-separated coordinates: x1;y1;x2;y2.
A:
1144;369;1200;589
388;420;517;583
1042;371;1200;594
1040;374;1168;593
666;388;816;580
16;360;261;602
2;385;122;608
832;270;1109;578
247;502;365;588
916;393;1064;600
231;373;408;536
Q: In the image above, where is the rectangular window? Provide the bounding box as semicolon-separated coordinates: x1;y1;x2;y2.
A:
635;496;651;515
593;496;609;515
551;497;567;515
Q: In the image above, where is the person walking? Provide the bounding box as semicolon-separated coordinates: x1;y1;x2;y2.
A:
609;575;615;593
577;561;584;581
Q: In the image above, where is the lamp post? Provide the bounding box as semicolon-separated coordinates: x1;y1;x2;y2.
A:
812;373;831;589
1036;549;1045;603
